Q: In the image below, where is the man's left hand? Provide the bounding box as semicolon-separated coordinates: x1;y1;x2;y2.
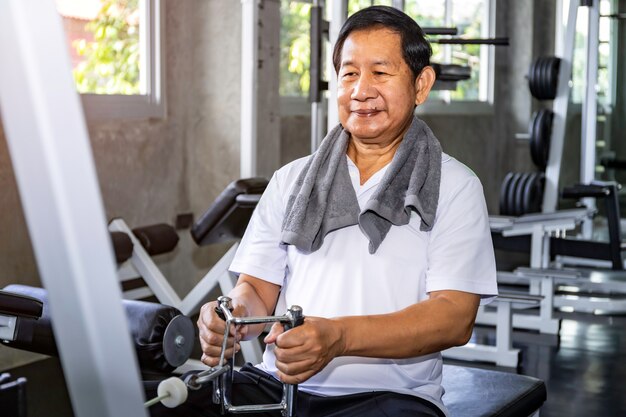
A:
264;317;345;384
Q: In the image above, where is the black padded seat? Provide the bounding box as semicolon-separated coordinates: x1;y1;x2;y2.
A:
442;365;546;417
131;223;180;256
191;177;269;246
0;373;27;417
110;231;133;263
1;285;195;374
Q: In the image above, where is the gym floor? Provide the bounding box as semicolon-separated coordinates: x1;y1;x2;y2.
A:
8;308;626;417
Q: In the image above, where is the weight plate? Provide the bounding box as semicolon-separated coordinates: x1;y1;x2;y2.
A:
514;173;532;216
499;172;514;215
525;173;545;214
522;172;539;214
507;172;523;217
163;314;195;368
528;58;540;98
546;57;561;99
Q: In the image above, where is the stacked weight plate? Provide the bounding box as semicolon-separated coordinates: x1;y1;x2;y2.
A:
498;56;560;216
499;172;545;216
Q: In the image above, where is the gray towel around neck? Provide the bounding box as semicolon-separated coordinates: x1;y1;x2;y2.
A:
281;116;442;254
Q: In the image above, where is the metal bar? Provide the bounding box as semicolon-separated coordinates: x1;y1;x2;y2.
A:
241;0;259;177
327;0;348;131
433;37;509;45
423;27;458;35
580;0;600;238
543;0;578;212
109;219;183;307
0;1;147;416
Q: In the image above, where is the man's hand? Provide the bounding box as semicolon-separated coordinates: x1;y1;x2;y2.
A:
197;301;250;367
264;317;345;384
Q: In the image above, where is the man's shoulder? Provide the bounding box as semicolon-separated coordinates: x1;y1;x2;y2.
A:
274;155;312;184
441;153;478;181
439;153;483;197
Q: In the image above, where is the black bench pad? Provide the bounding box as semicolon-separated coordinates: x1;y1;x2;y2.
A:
191;177;268;246
442;365;546;417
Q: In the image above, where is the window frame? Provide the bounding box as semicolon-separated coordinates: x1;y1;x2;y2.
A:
419;0;495;114
79;0;166;121
279;0;495;117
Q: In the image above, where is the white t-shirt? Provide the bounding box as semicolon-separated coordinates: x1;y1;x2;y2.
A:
230;152;498;416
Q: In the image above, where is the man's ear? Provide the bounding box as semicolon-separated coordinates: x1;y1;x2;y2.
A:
414;66;436;106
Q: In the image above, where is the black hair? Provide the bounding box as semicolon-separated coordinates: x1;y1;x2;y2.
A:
332;5;432;80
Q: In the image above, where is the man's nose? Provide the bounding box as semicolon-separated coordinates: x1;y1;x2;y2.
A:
350;74;376;101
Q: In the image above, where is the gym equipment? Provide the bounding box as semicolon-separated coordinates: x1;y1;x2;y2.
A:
499;172;545;216
111;177;268;367
1;285;195;374
489;209;592;334
431;63;472;91
529;109;554;170
0;291;546;417
145;296;305;416
527;56;561;100
0;0;149;414
0;373;27;417
432;37;509;46
442;365;546;417
443;292;542;367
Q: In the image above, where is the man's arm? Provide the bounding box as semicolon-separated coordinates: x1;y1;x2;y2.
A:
265;289;479;384
197;273;280;367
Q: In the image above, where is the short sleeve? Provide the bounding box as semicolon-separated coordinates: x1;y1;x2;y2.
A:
229;173;288;285
425;175;498;304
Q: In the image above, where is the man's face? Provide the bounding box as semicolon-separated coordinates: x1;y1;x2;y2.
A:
337;27;425;144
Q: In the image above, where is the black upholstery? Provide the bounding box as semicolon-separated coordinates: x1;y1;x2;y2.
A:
191;177;269;246
0;373;27;417
0;290;42;320
110;231;133;263
1;285;194;374
131;224;180;256
442;365;546;417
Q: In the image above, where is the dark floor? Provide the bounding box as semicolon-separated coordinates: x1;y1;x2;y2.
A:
4;309;626;417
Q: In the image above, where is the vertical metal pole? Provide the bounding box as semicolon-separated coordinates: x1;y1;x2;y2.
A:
241;0;260;177
311;0;323;152
580;0;600;238
391;0;405;10
0;1;147;416
327;0;348;131
543;0;578;212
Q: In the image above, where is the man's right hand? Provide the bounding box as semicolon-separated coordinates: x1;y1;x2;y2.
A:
197;300;250;367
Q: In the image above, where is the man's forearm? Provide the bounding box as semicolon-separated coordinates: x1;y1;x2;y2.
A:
334;290;480;359
228;274;281;340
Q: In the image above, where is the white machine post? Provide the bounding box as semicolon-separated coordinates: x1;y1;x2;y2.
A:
0;1;147;416
241;0;260;178
580;0;600;238
543;0;578;213
326;0;348;131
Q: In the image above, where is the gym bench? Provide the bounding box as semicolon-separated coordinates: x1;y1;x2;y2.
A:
442;364;546;417
444;292;543;368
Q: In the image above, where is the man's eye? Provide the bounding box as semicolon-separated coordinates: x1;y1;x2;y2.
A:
374;71;387;76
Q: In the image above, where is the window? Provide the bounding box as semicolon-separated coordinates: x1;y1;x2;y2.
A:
565;0;616;108
55;0;165;120
403;0;493;106
279;0;494;114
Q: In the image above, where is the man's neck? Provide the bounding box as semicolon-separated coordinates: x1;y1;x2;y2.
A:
347;135;402;185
